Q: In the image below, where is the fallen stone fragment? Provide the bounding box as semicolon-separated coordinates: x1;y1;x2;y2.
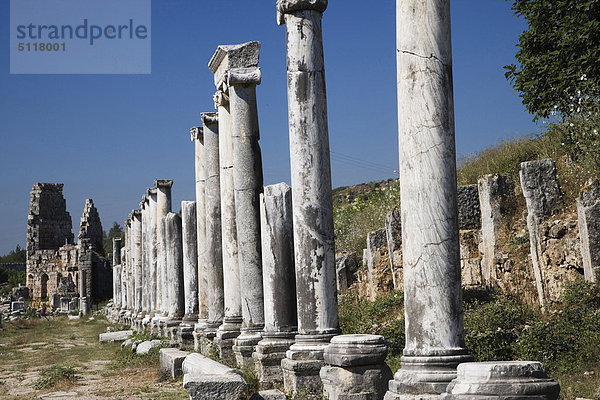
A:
249;389;287;400
136;340;163;355
182;353;247;400
99;330;133;343
160;348;189;379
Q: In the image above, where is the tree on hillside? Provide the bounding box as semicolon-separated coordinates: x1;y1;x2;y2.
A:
0;245;26;264
505;0;600;120
102;222;124;259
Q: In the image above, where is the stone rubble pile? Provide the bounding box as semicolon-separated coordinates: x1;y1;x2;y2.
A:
103;1;567;399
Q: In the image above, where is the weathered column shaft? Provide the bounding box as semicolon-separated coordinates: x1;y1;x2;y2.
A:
147;188;158;313
202;112;225;329
165;212;184;320
182;200;199;321
192;127;208;323
278;1;339;393
279;1;338;337
120;246;127;310
156;180;173;316
229;67;265;330
141;196;149;313
132;210;143;313
578;180;600;282
125;220;132;310
386;0;473;397
113;237;122;309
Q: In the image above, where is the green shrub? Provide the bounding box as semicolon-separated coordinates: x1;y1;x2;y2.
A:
33;365;78;390
514;280;600;375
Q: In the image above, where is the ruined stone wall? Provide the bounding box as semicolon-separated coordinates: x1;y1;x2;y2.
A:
78;199;104;253
26;183;74;252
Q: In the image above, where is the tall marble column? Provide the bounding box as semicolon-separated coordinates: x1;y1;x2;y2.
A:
201;112;225;335
191;126;209;328
141;195;150;316
156;179;173;317
228;51;265;368
277;1;340;394
132;209;143;314
165;212;184;321
120;245;127;311
113;237;122;309
253;183;297;389
147;187;158;314
124;219;132;312
209;44;254;359
181;200;199;322
385;1;473;398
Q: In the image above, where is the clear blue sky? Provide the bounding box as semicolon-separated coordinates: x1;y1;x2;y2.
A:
0;1;538;255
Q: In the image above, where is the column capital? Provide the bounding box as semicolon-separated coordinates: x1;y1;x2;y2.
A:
131;209;142;220
125;218;131;228
154;179;173;189
227;67;261;87
208;41;260;88
191;126;203;142
201;112;219;126
213;90;229;108
276;0;327;25
147;187;157;197
140;195;148;209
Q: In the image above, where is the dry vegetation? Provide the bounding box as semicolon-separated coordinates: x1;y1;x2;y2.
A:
0;314;187;399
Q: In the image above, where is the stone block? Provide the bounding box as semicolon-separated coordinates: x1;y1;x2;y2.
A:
182;352;237;375
159;348;189;379
457;184;481;230
183;373;246;400
335;252;358;293
11;301;25;312
249;389;287;400
520;159;563;222
99;330;133;344
366;229;394;300
441;361;560;399
577;180;600;282
385;208;403;290
136;340;163;355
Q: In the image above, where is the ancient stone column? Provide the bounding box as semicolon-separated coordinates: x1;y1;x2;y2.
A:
209;44;253;359
165;212;184;321
141;195;150;316
227;52;265;368
156;179;173;317
113;237;122;309
277;1;340;393
181;200;199;321
120;246;127;311
147;187;158;314
191;126;209;328
199;112;225;341
577;180;600;282
124;219;132;312
385;1;474;398
132;210;143;315
253;183;297;389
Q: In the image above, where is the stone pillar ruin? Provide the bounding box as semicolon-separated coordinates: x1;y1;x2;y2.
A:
141;195;150;317
191;126;209;328
478;174;516;287
209;44;248;360
321;335;393;400
181;200;199;321
227;46;265;368
253;183;297;389
132;210;143;315
124;219;132;312
577;180;600;282
385;0;474;398
520;159;563;306
165;212;184;322
155;179;173;318
197;112;225;347
147;187;158;314
120;246;127;311
277;1;340;393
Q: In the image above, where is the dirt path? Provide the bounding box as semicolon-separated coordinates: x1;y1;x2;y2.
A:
0;315;188;400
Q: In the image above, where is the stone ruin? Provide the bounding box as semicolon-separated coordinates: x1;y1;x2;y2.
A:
26;183;111;313
102;0;568;399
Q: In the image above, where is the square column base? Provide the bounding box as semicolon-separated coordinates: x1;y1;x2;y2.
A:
253;335;295;390
233;330;263;369
321;364;393;400
281;358;325;396
178;323;195;348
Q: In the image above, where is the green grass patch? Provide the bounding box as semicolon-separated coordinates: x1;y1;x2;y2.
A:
33;365;79;390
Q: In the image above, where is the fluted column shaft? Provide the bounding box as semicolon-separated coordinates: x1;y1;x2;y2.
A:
156;179;173;316
182;200;199;321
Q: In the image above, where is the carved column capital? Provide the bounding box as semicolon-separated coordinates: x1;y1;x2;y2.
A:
227;67;261;87
213;90;230;108
201;112;219;126
154;179;173;190
190;126;203;142
276;0;327;25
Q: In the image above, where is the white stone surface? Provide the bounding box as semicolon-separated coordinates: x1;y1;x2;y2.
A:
136;339;163;355
182;200;199;320
99;330;133;343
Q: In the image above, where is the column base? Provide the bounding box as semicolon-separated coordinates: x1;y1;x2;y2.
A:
178;322;195;348
233;327;263;369
385;351;474;398
253;332;296;390
281;333;338;396
215;316;242;365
